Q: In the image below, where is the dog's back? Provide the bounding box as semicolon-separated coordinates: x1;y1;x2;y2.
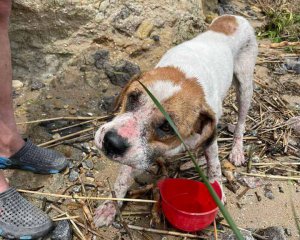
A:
156;15;258;119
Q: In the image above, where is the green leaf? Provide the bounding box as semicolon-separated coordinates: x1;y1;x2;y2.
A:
139;80;245;239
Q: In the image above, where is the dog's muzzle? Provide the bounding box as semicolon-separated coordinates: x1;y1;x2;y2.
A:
103;130;130;158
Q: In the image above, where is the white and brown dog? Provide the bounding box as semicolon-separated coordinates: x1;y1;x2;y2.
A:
94;15;258;227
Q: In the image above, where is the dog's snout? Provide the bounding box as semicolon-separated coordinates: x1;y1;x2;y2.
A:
103;130;129;157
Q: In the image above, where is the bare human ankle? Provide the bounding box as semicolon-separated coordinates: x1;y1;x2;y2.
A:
0;124;24;158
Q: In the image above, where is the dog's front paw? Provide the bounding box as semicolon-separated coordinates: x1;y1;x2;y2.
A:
94;201;117;227
229;140;245;166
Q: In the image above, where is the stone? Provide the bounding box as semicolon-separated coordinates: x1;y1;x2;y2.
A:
99;96;116;113
136;20;154;39
69;169;79;182
222;229;254;240
51;220;72;240
94;50;110;69
264;185;275;200
256;226;286;240
31;81;45;91
82;159;94;170
104;60;140;87
72;185;81;193
12;80;24;90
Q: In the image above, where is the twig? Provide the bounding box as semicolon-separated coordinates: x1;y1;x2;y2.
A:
50;205;86;240
52;216;80;221
217;137;257;142
38;127;95;147
213;219;218;240
127;224;206;239
239;172;300;181
17;115;114;125
251;162;300;166
17;189;157;203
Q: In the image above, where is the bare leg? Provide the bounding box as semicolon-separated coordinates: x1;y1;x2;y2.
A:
0;0;24;159
0;0;24;193
94;165;134;227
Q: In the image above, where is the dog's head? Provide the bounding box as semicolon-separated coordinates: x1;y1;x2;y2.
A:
95;67;216;169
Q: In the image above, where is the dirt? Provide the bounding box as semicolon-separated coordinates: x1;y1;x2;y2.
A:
4;0;300;239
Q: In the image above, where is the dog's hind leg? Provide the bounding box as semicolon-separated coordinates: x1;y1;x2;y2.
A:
229;41;257;166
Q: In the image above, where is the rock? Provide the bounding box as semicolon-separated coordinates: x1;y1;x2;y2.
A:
12;80;24;90
222;229;254;240
237;176;264;189
256;226;286;240
227;123;236;133
278;185;284;193
82;159;94;170
284;57;300;74
284;228;292;236
94;50;110;69
151;34;160;42
264;185;275;200
72;185;81;193
104;60;140;87
136;20;154;39
31;81;45;91
251;155;260;163
51;220;72;240
52;133;61;140
99;96;116;113
69;169;79;182
288;116;300;135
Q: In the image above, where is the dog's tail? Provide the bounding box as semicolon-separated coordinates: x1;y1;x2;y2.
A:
209;15;258;58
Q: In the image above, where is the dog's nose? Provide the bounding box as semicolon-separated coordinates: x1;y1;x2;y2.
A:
103;130;129;157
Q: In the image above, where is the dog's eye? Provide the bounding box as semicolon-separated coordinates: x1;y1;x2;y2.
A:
126;91;141;111
159;120;174;134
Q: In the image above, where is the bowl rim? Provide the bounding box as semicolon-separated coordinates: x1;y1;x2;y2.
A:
159;178;223;216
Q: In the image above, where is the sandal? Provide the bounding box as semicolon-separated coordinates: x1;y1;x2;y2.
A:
0;188;53;239
0;139;68;174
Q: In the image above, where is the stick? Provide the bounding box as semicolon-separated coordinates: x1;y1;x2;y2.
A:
217;137;257;142
239;172;300;181
38;127;95;147
52;216;80;221
127;224;206;239
17;189;157;203
251;162;300;166
17;115;114;125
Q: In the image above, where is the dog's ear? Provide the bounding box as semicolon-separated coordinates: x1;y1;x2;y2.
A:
113;73;142;112
194;104;217;148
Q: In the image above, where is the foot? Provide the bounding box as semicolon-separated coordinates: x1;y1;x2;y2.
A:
94;201;117;227
0;139;68;174
0;188;52;239
229;137;245;166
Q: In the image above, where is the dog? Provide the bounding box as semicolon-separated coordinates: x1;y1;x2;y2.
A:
94;15;258;227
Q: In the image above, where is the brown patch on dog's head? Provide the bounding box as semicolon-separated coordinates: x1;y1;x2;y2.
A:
209;15;238;35
113;66;216;152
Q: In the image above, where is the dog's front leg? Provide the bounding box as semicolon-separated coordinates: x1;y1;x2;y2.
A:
94;165;133;227
205;140;221;183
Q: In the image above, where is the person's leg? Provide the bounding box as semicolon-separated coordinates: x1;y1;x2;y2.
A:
0;0;22;192
0;0;68;175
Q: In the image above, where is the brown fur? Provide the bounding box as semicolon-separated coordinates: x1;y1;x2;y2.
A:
115;67;216;150
209;15;238;35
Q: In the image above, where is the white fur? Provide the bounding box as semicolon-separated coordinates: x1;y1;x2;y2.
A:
148;80;181;102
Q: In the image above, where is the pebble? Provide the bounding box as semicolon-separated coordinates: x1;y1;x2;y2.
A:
72;185;81;193
31;81;45;91
222;229;254;240
68;169;79;182
256;226;286;240
12;80;24;90
99;96;116;113
264;185;275;200
82;159;94;170
278;185;284;193
51;220;72;240
104;60;141;87
94;50;110;69
136;20;154;39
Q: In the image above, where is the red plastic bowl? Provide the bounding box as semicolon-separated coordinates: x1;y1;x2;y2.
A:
158;178;223;232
